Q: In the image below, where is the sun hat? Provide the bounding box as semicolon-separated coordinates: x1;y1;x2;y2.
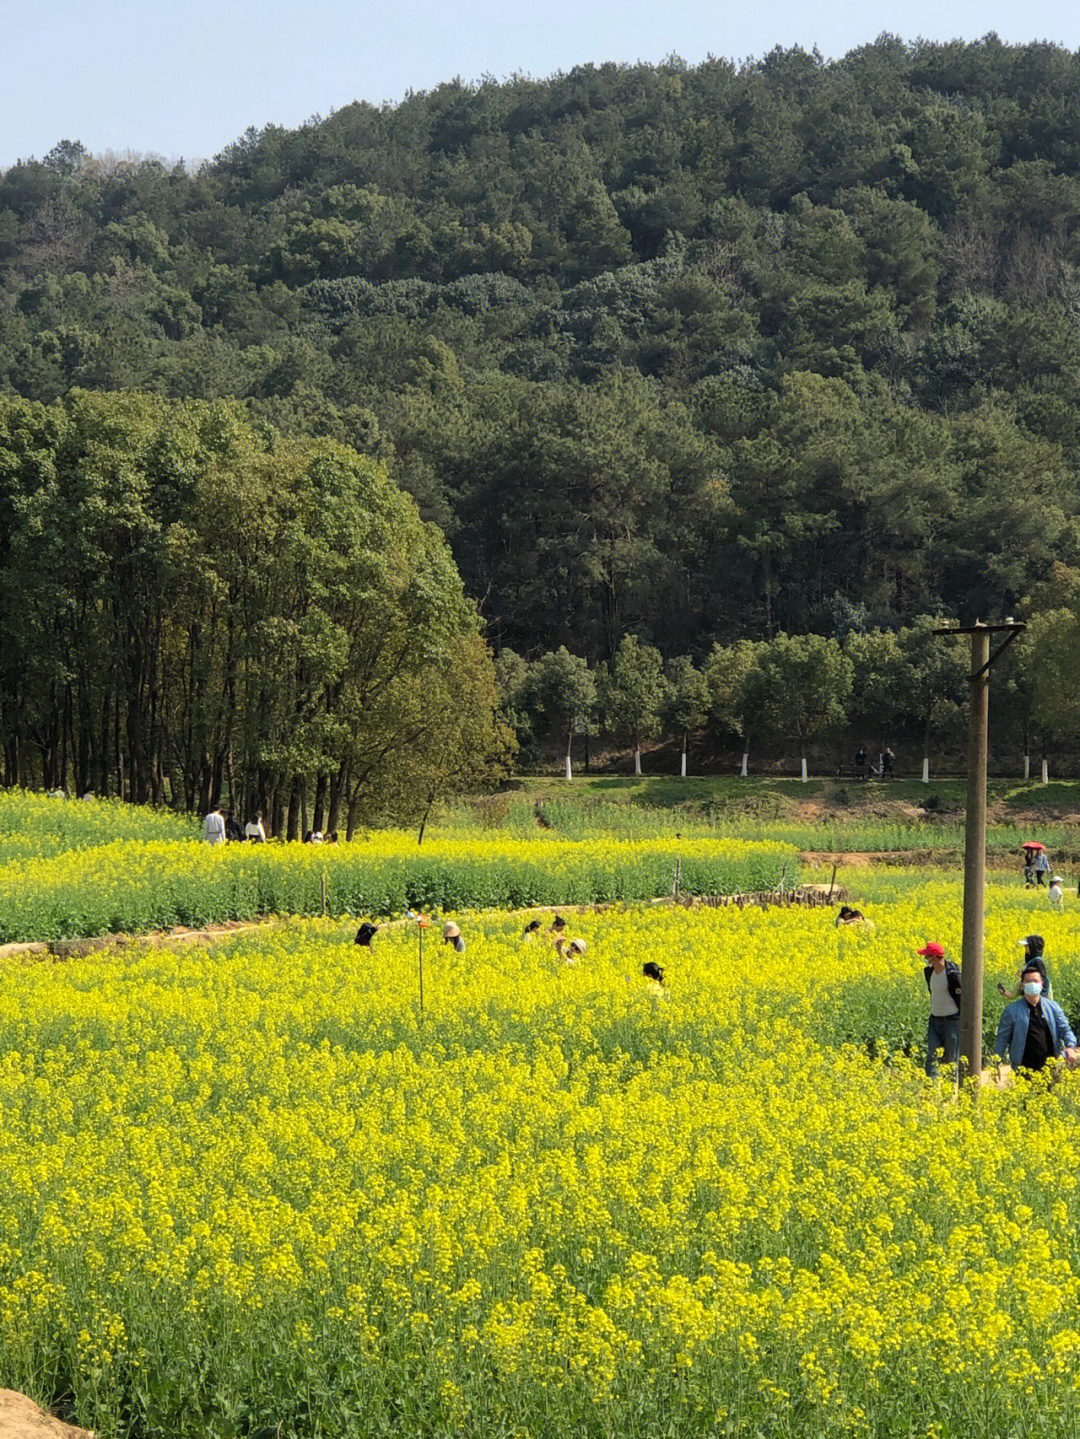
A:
917;942;945;958
443;921;461;939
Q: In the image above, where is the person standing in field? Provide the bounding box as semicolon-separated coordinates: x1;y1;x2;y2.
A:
918;942;961;1078
203;806;226;845
1034;850;1051;886
994;963;1079;1074
443;922;466;953
998;936;1053;1001
1049;875;1064;909
245;811;266;842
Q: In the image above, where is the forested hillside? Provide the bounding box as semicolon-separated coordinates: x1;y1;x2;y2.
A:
4;36;1080;660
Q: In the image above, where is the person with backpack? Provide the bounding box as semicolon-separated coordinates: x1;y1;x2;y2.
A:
918;942;961;1078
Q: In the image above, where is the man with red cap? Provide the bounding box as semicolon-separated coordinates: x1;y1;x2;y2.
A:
919;941;961;1077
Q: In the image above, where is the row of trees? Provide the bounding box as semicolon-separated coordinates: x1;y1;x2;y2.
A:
0;393;512;834
497;607;1078;778
5;42;1080;653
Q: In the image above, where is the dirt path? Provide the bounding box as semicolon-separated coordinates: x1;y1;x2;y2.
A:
0;918;281;964
0;1392;92;1439
800;849;1021;870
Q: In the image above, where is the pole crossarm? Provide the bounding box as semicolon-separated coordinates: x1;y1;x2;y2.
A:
931;623;1027;634
974;627;1023;679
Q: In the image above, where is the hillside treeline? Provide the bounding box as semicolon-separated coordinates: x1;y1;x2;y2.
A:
4;38;1080;657
0;393;510;831
499;593;1080;776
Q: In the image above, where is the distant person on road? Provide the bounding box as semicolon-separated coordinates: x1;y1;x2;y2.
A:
1021;842;1042;887
882;746;895;778
919;941;961;1078
855;747;867;780
1034;850;1051;886
245;812;266;842
994;963;1079;1074
203;806;226;845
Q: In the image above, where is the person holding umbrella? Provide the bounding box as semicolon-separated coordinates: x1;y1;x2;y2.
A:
1021;841;1045;887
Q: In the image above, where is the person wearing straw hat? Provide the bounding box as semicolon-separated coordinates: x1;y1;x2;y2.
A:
555;936;586;964
1049;874;1064;909
443;921;466;953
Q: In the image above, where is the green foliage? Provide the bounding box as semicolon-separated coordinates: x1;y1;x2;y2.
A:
0;828;796;942
6;41;1080;689
0;393;496;826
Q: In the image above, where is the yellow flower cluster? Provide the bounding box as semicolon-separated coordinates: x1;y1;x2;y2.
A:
1;870;1079;1438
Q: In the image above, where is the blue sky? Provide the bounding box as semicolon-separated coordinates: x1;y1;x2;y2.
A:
3;0;1079;169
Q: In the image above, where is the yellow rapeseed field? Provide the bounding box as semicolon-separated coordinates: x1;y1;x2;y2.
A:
1;869;1079;1437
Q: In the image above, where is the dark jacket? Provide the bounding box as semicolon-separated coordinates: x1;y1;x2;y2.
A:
924;960;961;1010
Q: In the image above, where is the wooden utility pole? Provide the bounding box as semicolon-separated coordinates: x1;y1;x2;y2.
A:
933;621;1025;1079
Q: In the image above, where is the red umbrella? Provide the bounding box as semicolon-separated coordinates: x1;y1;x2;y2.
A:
1021;841;1046;850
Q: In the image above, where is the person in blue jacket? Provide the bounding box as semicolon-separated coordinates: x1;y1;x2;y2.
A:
994;962;1079;1073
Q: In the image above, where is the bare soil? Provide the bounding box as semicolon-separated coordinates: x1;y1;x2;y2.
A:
0;1392;92;1439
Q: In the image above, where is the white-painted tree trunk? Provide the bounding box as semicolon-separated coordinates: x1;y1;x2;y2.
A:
1042;759;1049;785
922;757;930;784
680;749;687;778
801;756;808;783
634;748;642;776
564;753;573;781
740;752;748;778
1024;754;1030;781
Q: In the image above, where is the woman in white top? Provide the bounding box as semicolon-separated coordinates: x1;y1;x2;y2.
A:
245;812;266;842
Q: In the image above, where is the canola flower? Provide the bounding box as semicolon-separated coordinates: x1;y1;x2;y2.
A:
0;790;198;865
2;871;1080;1438
0;832;794;943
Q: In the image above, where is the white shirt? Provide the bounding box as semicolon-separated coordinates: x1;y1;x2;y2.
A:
245;819;266;842
203;810;226;844
929;967;959;1018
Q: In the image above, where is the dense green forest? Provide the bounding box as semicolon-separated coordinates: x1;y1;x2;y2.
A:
7;36;1080;790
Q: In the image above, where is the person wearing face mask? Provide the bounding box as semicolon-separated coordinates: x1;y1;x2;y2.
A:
918;942;961;1077
994;964;1079;1073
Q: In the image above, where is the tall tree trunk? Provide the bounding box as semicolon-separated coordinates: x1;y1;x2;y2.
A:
313;772;328;833
286;776;302;841
327;762;348;837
